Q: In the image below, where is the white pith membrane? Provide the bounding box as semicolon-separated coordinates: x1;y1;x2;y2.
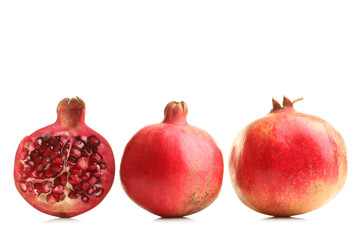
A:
18;134;107;204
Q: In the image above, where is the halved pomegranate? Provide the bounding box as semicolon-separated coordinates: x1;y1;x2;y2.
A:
14;97;115;218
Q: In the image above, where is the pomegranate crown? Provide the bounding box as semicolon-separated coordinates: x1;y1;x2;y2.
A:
163;101;188;124
56;97;86;127
270;96;303;113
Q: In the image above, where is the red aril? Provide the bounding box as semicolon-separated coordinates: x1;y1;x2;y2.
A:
120;101;223;217
229;97;347;216
14;97;115;217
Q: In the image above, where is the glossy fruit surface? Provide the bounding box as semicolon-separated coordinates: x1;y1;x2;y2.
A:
120;101;223;217
229;97;347;216
14;97;115;217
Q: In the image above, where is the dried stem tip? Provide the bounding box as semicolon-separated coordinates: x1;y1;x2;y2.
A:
270;96;303;113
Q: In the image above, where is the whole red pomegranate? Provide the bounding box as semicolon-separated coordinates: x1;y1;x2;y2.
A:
120;101;223;217
229;97;347;216
14;97;115;218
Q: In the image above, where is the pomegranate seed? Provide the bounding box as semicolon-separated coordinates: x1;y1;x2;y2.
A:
41;157;51;167
87;135;100;146
34;183;43;194
81;195;89;203
74;140;85;150
38;145;47;153
52;157;63;164
30;150;39;158
90;153;103;164
87;176;99;185
52;185;64;195
34;164;44;172
49;150;60;159
44;170;55;178
21;148;29;160
34;138;43;150
46;193;59;204
70;148;81;158
59;193;66;202
33;156;41;164
27;182;34;192
18;163;25;172
42;181;52;193
21;171;30;179
72;184;84;194
45;163;51;169
26;160;34;168
53;141;63;150
51;164;63;173
83;144;92;154
99;162;107;170
87;186;96;195
92;146;99;153
62;141;70;155
94;187;104;198
48;136;57;145
81;182;89;191
43;147;52;157
92;170;101;178
67;156;77;165
59;173;68;185
80;172;91;181
68;191;78;199
19;182;27;192
77;157;89;170
31;170;40;178
88;163;99;172
54;173;68;186
69;167;82;175
69;175;81;185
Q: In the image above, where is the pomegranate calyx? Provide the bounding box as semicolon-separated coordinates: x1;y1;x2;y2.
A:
163;101;188;124
271;98;282;112
270;96;303;113
56;97;86;128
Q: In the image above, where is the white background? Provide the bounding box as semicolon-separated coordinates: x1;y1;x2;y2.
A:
1;1;359;239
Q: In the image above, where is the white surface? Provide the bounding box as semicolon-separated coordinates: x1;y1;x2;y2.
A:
1;1;359;239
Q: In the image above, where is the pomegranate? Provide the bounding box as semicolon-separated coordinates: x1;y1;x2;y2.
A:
14;97;115;217
120;101;223;217
229;97;347;216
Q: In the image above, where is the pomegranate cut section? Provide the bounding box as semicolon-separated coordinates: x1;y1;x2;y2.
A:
14;97;115;218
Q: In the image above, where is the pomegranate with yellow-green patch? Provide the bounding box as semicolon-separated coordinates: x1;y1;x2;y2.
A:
229;97;347;216
120;101;223;217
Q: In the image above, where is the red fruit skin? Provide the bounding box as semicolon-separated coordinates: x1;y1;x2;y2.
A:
120;102;223;217
229;98;347;216
14;97;115;218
